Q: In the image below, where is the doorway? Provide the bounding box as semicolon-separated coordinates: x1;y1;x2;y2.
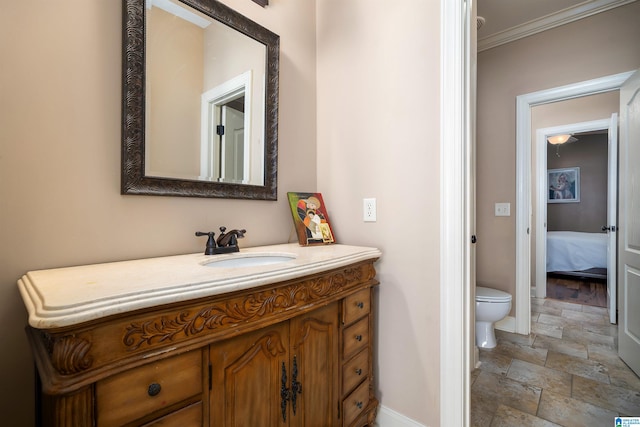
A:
535;118;616;317
514;71;634;336
199;71;252;183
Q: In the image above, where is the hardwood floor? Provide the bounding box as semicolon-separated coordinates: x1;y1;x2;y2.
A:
546;274;607;308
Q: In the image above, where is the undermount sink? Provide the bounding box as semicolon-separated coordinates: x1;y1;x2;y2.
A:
203;254;296;268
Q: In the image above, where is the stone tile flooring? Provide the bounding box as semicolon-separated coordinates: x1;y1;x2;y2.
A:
471;297;640;426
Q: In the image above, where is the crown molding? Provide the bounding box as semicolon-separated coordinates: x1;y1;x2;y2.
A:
478;0;637;52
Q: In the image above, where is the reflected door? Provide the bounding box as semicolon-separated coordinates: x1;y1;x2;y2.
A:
220;105;245;183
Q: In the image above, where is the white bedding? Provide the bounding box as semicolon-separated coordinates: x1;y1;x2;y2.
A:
546;231;608;272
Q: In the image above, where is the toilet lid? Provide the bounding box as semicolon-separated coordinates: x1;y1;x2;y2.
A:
476;286;512;302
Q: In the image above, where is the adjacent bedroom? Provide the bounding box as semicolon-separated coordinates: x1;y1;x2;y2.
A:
545;130;610;308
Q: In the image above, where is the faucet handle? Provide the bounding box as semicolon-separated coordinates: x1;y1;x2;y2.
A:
230;229;246;247
195;231;216;255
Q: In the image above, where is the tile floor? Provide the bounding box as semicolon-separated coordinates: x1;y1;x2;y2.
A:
471;297;640;427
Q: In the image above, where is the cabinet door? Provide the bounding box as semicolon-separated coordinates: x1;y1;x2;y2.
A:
289;302;340;427
210;323;289;427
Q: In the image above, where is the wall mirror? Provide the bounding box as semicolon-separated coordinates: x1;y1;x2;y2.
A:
122;0;279;199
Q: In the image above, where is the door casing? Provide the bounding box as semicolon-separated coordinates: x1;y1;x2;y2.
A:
515;71;634;335
534;118;611;297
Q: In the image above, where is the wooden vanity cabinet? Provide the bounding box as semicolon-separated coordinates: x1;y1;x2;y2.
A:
340;288;376;426
28;260;379;427
210;302;340;426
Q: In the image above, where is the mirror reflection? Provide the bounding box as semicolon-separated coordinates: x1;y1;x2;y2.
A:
146;0;266;185
122;0;279;199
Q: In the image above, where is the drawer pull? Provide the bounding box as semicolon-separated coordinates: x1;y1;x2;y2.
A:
356;401;363;409
147;383;162;397
355;335;363;342
356;302;364;309
355;368;362;376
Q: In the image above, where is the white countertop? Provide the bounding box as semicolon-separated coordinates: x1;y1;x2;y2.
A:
18;243;381;329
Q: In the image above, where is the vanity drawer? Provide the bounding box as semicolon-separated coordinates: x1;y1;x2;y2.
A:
342;379;371;426
142;401;202;426
343;316;369;360
343;289;371;325
96;350;203;426
343;349;369;395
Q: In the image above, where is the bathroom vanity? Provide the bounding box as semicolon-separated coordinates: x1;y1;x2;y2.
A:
18;244;380;427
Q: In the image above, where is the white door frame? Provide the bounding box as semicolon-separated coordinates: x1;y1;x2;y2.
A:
535;118;611;298
535;116;618;325
439;4;635;425
515;71;634;335
440;0;473;424
200;71;252;181
606;113;619;325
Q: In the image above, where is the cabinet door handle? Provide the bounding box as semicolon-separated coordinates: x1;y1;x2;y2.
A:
281;358;302;421
147;383;161;397
356;302;364;309
355;368;362;375
291;355;302;416
356;401;363;409
281;362;290;422
355;334;363;342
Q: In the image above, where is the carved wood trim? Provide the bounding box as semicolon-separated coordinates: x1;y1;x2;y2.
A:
237;332;286;371
366;398;379;425
42;386;95;426
123;264;374;351
41;332;94;375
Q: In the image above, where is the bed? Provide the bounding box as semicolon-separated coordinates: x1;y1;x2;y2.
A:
546;231;608;277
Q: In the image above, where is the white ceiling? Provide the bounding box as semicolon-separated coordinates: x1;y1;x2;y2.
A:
476;0;637;51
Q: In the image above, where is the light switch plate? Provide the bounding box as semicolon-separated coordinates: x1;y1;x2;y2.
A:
495;203;510;217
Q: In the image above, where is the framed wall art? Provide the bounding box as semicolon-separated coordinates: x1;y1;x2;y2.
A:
287;192;335;245
548;167;580;203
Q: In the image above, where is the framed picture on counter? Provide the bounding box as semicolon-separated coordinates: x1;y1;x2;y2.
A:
287;192;335;246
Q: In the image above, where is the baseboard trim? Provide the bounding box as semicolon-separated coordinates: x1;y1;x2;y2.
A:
474;345;480;369
376;405;427;427
495;315;516;333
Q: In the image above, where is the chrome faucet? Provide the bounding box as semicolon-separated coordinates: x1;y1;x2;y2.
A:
195;227;246;255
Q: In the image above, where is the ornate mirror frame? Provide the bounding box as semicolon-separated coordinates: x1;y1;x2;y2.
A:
122;0;279;199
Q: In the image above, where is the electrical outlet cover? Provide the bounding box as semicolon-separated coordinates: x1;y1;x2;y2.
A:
364;198;377;222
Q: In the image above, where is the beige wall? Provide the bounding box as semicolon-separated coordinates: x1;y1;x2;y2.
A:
203;17;266;183
316;0;441;424
477;2;640;312
0;0;316;424
546;134;608;232
147;6;204;178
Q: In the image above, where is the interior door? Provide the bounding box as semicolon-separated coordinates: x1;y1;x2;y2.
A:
606;113;618;324
220;105;245;182
618;69;640;375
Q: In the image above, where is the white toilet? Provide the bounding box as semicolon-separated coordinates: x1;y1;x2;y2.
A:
475;286;512;349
